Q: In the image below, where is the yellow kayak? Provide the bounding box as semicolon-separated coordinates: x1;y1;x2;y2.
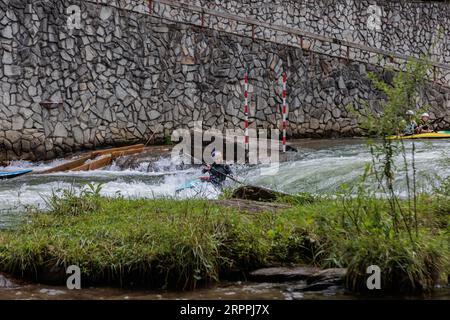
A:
388;132;450;140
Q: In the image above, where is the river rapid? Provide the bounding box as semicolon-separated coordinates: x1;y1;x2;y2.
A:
1;139;448;222
0;138;449;299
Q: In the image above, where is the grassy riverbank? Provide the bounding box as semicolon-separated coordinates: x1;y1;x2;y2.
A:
0;187;447;293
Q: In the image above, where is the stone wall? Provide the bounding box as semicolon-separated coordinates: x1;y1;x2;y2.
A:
154;0;450;86
1;0;450;161
169;0;450;64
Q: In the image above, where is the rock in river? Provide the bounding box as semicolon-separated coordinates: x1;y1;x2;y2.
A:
249;266;321;282
300;268;347;292
249;266;347;292
0;273;18;288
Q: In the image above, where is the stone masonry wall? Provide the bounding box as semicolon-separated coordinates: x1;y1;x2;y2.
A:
155;0;450;85
1;0;450;161
171;0;450;64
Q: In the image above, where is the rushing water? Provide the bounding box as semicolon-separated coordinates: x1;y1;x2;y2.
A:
249;139;450;195
0;139;449;226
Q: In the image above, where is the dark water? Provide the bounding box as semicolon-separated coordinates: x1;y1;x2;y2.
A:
1;276;449;300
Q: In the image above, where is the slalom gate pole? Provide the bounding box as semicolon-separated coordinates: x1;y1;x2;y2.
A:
148;0;153;15
244;70;249;155
281;72;287;153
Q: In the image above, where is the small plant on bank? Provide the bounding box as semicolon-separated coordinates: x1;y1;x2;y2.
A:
276;192;318;206
217;186;235;200
360;57;431;238
43;183;104;216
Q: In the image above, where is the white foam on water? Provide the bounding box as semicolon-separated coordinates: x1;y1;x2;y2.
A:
96;173;217;200
244;140;450;194
0;140;448;220
0;168;217;214
0;181;75;213
0;159;66;172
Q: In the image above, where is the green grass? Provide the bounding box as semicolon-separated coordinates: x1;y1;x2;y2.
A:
0;198;306;289
0;190;447;292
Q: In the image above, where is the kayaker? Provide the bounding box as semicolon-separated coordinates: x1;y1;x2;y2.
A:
416;112;434;133
200;151;232;187
403;110;417;136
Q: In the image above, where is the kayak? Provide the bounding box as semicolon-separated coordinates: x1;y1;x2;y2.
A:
175;177;226;194
388;132;450;140
0;169;33;180
175;178;203;193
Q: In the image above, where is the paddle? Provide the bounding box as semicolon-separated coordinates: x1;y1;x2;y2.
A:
430;116;444;125
427;116;445;133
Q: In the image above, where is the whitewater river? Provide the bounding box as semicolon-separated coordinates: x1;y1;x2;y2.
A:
0;138;449;300
1;138;449;224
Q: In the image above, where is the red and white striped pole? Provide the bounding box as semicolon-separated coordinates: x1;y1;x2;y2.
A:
282;73;287;153
148;0;153;15
244;71;249;152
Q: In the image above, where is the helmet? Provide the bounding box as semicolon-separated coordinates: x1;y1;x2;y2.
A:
213;151;223;162
406;110;415;116
421;112;430;118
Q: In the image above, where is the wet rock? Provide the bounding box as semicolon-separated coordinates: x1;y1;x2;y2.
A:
300;282;339;292
231;185;290;202
39;288;66;296
297;268;347;292
307;268;347;284
249;266;321;282
0;273;18;288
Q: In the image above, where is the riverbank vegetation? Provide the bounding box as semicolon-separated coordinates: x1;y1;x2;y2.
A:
340;55;449;291
0;183;447;293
